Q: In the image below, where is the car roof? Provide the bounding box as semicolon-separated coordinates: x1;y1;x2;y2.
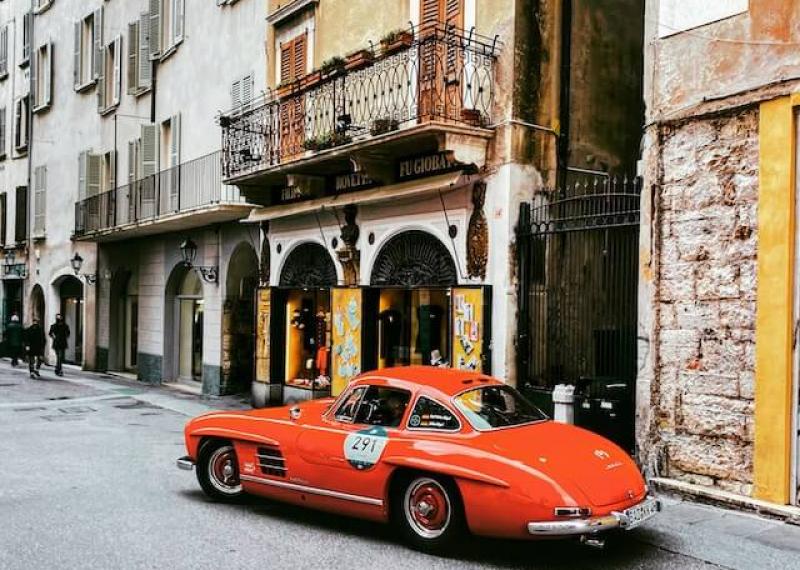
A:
352;366;501;397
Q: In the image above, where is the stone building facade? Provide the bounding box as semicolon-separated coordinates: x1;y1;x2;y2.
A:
639;0;800;507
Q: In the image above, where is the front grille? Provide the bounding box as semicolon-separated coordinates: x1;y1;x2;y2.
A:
256;445;287;477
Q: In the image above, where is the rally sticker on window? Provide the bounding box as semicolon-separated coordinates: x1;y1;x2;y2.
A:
344;426;388;470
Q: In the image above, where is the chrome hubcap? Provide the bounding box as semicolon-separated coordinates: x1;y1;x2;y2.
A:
208;446;242;495
403;478;451;539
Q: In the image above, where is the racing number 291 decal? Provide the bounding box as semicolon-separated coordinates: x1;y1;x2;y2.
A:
344;426;389;470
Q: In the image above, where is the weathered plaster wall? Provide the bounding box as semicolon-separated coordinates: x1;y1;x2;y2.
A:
647;108;759;494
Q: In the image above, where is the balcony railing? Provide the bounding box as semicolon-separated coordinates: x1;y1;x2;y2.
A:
221;25;499;181
74;150;248;237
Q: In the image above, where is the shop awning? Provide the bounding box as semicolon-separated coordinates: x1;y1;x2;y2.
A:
242;170;471;223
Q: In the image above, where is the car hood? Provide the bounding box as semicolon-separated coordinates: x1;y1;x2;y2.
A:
475;421;646;507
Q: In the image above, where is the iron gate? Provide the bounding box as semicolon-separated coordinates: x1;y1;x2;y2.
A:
517;177;641;451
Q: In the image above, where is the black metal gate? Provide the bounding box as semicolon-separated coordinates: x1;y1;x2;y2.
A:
517;177;641;451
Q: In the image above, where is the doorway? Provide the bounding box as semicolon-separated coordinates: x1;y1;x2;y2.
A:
177;270;203;382
30;284;45;323
58;276;84;365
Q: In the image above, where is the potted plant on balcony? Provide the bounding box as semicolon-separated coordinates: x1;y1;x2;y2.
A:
345;48;374;71
380;29;414;56
370;117;399;136
303;136;322;152
320;56;346;79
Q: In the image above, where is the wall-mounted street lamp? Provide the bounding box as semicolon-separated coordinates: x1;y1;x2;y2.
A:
70;253;97;285
3;250;27;279
180;237;218;284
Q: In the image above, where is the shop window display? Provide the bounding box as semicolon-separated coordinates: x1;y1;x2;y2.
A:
284;290;331;392
376;288;449;368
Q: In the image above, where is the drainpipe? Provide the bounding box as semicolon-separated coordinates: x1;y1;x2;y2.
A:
27;0;34;256
557;0;572;189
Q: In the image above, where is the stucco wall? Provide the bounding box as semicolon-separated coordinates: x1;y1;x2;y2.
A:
646;108;759;495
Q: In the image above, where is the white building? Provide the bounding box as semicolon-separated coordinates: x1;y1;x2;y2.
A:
0;0;265;395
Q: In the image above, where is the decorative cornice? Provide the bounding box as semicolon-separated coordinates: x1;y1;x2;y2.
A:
267;0;318;26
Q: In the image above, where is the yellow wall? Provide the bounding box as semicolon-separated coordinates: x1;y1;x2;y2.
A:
753;95;797;504
315;0;407;64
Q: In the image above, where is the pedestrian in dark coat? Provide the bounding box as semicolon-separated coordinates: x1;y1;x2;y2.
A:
24;319;46;378
6;313;22;367
48;314;70;377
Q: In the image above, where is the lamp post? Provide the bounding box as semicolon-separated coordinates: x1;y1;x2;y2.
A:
3;250;27;279
71;252;98;285
180;237;218;284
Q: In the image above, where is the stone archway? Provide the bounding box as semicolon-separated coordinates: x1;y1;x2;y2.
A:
164;264;204;385
29;284;45;324
52;275;84;364
223;243;259;394
370;230;457;287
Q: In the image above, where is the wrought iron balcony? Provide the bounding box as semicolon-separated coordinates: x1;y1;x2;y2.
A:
221;25;499;184
73;150;251;241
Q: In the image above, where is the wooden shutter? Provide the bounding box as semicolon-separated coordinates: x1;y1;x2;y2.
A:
88;154;102;197
279;42;291;83
112;36;122;105
93;7;104;80
96;45;106;110
170;114;181;167
139;13;152;87
127;141;136;183
0;26;8;77
44;43;53;107
140;124;159;177
14;186;27;243
293;33;306;79
13;98;21;149
30;47;37;108
243;75;254;106
0;107;6;157
231;79;241;108
444;0;462;72
173;0;185;44
109;151;117;191
78;151;88;199
149;0;161;59
0;193;6;246
127;22;138;94
73;21;81;88
33;166;45;236
22;12;31;63
420;0;442;33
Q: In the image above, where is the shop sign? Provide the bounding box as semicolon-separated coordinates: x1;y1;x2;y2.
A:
278;185;308;204
452;288;484;372
334;172;375;194
255;288;271;383
331;288;363;395
398;151;458;181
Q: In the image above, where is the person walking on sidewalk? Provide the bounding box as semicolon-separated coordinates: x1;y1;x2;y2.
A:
6;313;23;367
48;314;69;377
24;318;46;378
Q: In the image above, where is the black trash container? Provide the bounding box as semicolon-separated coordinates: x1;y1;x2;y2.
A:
574;376;634;453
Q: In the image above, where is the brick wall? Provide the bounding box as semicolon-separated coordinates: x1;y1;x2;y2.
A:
653;108;759;495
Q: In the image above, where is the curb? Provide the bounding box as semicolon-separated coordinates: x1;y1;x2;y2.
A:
651;477;800;526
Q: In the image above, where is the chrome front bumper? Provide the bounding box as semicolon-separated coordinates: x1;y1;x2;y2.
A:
527;496;661;536
176;456;195;471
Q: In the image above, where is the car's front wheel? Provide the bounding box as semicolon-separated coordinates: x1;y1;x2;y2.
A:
394;474;465;553
196;440;244;502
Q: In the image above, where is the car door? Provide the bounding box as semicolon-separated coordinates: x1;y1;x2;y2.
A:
296;384;413;500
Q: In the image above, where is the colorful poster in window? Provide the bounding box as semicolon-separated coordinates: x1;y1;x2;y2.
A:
451;287;484;372
255;288;271;383
331;288;362;395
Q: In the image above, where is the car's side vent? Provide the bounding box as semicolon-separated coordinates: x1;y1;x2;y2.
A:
256;445;287;477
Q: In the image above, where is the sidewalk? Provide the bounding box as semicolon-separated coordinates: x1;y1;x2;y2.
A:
4;359;800;569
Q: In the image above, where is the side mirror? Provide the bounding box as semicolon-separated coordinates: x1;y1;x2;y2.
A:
289;406;301;421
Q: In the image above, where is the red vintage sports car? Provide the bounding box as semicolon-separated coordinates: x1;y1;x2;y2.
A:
177;367;660;552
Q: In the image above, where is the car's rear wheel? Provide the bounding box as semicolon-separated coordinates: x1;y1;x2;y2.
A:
196;440;243;502
393;474;465;553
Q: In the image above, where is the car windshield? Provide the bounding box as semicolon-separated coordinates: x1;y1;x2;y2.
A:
453;385;548;430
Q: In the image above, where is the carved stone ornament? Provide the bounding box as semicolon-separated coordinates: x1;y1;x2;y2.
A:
337;205;361;286
466;182;488;280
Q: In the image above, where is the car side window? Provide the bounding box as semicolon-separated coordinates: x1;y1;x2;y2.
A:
334;386;367;422
407;396;461;431
353;386;411;428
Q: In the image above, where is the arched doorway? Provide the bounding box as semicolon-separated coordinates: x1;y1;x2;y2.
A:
223;243;258;393
367;230;457;368
30;284;45;323
109;271;138;372
57;276;84;364
165;265;204;384
275;242;337;401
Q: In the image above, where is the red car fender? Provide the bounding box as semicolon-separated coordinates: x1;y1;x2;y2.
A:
187;427;281;458
382;455;510;488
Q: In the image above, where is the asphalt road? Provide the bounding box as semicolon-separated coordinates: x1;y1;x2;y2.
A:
0;363;795;570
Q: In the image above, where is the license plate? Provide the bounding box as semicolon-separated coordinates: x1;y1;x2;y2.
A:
620;497;660;530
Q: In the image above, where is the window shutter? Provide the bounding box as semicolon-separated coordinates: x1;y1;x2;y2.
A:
30;48;37;107
445;0;462;71
78;151;88;199
279;43;291;84
96;45;106;110
88;154;102;197
127;140;136;183
0;193;6;247
170;114;181;167
420;0;442;30
13;98;21;149
14;186;27;243
140;123;159;177
44;43;53;107
173;0;185;44
293;33;306;79
0;107;6;157
0;26;8;77
127;22;138;94
113;36;122;104
149;0;161;59
242;75;253;106
231;79;241;108
33;166;46;236
93;7;104;80
139;13;152;88
73;21;81;89
22;12;31;63
110;151;117;191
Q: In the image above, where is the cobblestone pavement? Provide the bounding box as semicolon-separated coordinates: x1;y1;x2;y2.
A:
1;361;799;570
